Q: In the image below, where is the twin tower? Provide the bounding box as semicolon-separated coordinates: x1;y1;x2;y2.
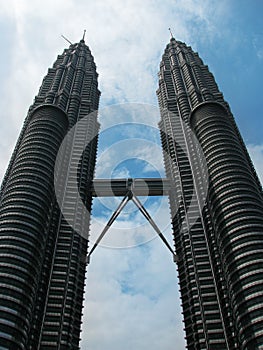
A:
0;37;263;350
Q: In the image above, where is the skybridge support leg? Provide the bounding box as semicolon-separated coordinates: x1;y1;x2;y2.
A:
86;194;130;264
131;194;178;263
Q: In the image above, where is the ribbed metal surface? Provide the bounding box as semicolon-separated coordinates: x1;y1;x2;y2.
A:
157;38;263;349
0;106;68;350
191;102;263;349
0;39;100;349
157;39;232;349
91;178;171;197
32;40;100;350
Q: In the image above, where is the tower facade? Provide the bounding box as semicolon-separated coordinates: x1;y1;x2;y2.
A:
157;38;263;349
0;39;100;349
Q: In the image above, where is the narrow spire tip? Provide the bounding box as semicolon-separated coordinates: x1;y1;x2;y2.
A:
61;34;72;45
82;29;86;42
168;28;174;39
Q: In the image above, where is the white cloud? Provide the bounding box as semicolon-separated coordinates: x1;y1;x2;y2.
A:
252;35;263;61
111;165;131;179
95;134;165;178
81;236;186;350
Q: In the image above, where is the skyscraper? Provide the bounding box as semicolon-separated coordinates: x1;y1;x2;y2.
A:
1;34;263;350
157;37;263;349
0;38;100;349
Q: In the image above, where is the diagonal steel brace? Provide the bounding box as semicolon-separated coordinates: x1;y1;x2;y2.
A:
86;193;130;264
87;189;178;264
131;194;178;263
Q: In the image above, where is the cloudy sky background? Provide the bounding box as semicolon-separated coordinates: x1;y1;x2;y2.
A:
0;1;263;349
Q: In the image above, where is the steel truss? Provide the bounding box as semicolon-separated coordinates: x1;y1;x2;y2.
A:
87;178;178;263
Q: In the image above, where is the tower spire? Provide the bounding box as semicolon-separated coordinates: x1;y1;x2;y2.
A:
168;28;174;39
61;34;72;45
82;29;86;42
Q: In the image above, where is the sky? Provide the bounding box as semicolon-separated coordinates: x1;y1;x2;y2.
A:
0;1;263;349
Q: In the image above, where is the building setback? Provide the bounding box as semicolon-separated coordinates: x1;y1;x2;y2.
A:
157;37;263;349
0;39;100;349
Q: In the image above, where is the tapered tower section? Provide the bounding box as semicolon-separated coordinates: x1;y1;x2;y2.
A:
0;39;100;349
157;37;263;349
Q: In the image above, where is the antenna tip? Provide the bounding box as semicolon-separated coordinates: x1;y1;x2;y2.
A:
61;34;73;45
82;29;86;42
168;28;174;39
